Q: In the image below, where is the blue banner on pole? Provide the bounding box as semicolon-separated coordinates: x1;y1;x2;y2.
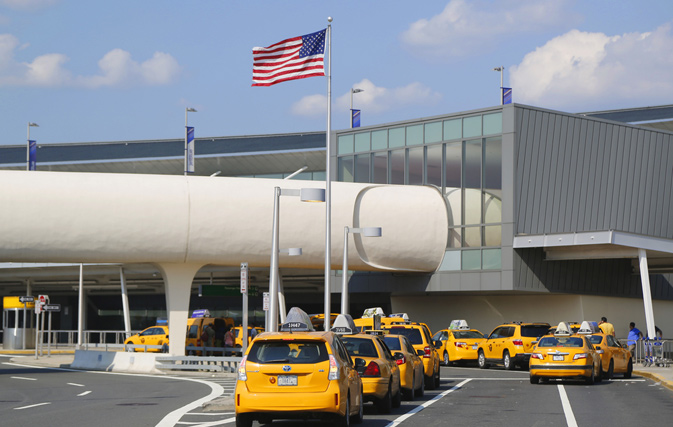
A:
502;87;512;105
351;109;361;128
186;126;195;174
29;140;37;171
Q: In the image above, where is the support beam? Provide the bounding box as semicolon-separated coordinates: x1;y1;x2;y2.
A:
156;262;202;356
77;263;84;349
638;249;657;339
119;267;132;338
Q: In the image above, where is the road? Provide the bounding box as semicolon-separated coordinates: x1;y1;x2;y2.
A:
2;356;672;427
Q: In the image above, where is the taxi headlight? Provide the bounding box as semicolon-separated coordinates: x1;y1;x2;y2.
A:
238;355;248;381
328;354;339;380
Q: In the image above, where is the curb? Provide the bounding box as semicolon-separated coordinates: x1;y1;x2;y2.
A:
633;370;673;392
202;395;235;412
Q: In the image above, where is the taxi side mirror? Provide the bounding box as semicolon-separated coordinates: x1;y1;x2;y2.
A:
434;340;442;349
166;335;169;339
394;352;405;360
417;349;425;357
354;357;366;373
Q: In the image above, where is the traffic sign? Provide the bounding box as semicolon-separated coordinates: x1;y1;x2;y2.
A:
38;294;49;305
240;263;249;294
19;296;35;303
43;304;61;312
263;292;270;311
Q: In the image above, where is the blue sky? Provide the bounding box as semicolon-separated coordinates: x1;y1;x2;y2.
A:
1;0;672;146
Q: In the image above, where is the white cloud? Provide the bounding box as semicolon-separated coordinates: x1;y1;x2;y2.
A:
400;0;578;58
291;79;442;117
509;24;673;110
0;34;181;87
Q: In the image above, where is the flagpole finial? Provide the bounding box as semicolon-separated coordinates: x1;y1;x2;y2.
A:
327;16;332;22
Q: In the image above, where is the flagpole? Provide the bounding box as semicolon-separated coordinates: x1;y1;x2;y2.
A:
324;17;333;331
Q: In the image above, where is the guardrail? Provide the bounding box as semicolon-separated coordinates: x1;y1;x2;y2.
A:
34;330;139;347
156;355;242;373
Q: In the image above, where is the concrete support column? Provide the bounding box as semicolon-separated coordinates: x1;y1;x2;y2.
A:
119;267;132;338
638;249;657;339
155;262;202;356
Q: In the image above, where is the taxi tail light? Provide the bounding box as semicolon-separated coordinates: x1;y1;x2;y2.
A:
238;355;248;381
363;361;381;377
328;354;340;380
423;346;432;358
513;339;523;346
454;341;467;349
396;355;406;365
595;350;604;354
573;353;587;360
531;353;544;360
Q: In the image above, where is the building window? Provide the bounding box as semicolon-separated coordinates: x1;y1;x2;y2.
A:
426;144;442;187
355;132;370;153
390;149;405;184
444;118;461;140
372;130;388;150
407;147;423;185
463;116;482;138
462;249;481;270
354;153;370;183
425;122;442;144
482;248;502;270
483;112;502;135
338;156;354;182
407;125;423;146
389;127;405;148
439;250;461;271
338;134;354;155
372;151;387;184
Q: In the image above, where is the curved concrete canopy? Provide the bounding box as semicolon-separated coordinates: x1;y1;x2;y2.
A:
0;171;448;272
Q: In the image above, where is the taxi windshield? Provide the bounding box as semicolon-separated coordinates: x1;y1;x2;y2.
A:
247;340;328;364
386;327;422;345
341;337;379;357
453;331;484;339
537;337;585;348
383;336;401;351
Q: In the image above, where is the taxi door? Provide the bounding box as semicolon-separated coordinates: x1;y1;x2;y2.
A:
484;327;508;359
607;335;627;371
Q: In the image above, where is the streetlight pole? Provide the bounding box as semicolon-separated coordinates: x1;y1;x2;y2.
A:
493;67;504;105
185;108;197;175
341;226;382;315
350;88;364;128
27;122;39;171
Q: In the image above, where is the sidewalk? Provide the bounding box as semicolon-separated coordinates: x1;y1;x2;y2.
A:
633;365;673;391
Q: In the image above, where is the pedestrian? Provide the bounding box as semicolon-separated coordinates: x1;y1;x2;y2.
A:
204;323;216;356
224;326;235;356
598;317;615;336
214;318;226;349
249;325;258;340
627;322;643;358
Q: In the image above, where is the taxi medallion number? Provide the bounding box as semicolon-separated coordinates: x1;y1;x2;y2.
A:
278;375;298;386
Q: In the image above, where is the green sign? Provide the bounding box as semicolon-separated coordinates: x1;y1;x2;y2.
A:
199;285;259;297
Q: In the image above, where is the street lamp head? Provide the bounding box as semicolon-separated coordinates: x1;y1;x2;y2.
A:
287;248;302;256
300;188;326;203
28;122;39;127
186;107;197;113
351;88;364;94
362;227;382;237
493;66;503;72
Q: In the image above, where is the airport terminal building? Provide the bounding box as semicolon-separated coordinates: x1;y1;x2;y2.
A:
1;103;672;338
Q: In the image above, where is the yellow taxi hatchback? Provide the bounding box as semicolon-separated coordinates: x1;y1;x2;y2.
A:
332;315;401;414
124;325;169;353
382;322;441;390
577;321;633;379
529;322;602;385
432;320;485;366
382;333;425;399
235;308;363;427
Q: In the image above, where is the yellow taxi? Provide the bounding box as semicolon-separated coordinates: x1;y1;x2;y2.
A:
332;315;402;413
477;321;550;370
124;325;169;353
353;307;408;332
234;326;265;348
309;313;340;331
185;310;234;353
235;307;363;427
432;320;486;366
529;322;603;384
382;333;425;400
381;321;441;390
576;321;633;379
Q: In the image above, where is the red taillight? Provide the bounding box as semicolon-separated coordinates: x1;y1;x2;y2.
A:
454;341;467;349
396;355;406;365
424;346;432;358
363;361;381;377
513;339;523;346
573;353;587;360
531;353;544;360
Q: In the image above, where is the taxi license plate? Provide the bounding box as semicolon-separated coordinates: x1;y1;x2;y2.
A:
472;344;478;350
278;375;298;386
553;355;564;361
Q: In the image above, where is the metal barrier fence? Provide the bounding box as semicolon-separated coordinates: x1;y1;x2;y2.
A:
619;338;672;367
33;329;139;347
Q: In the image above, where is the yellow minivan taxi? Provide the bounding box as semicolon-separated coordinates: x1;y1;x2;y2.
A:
235;308;363;427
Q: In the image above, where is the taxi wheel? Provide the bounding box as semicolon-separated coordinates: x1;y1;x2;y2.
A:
235;414;253;427
606;360;614;380
478;350;489;369
415;374;425;397
126;342;134;352
434;364;440;388
403;379;414;400
377;383;393;414
352;388;364;424
335;395;351;427
392;379;402;408
443;351;450;366
585;366;595;385
503;351;513;370
624;359;633;379
530;375;539;384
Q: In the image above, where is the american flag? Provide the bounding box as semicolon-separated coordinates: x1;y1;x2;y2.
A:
252;29;326;87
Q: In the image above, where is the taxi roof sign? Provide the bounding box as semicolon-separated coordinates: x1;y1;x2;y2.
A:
280;307;314;332
191;309;211;318
449;319;470;330
361;307;385;318
577;321;599;335
554;322;572;336
331;314;357;335
389;313;409;321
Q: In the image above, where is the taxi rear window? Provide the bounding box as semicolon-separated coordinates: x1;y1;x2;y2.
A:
386;327;423;345
521;325;550;338
537;337;584;348
247;340;328;364
454;331;484;339
342;337;379;357
383;336;401;351
587;335;603;345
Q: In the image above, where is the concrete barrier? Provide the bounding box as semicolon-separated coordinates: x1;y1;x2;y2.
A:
70;350;161;374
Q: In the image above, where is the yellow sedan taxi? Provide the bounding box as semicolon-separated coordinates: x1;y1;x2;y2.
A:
382;333;425;400
432;320;485;366
529;322;603;385
381;321;441;390
124;325;169;353
576;321;633;379
332;315;402;414
235;308;363;427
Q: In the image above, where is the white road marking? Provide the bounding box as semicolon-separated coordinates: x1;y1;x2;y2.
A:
175;417;235;426
557;384;579;427
442;377;526;380
11;376;37;381
14;402;51;410
77;391;92;397
385;379;472;427
154;378;225;427
186;412;235;416
68;382;85;387
610;379;645;382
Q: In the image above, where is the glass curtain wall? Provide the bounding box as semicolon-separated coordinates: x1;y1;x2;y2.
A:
336;110;503;271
